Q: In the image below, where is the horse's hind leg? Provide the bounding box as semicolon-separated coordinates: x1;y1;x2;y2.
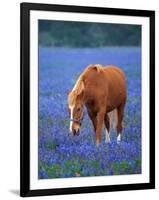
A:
116;103;125;143
104;114;110;143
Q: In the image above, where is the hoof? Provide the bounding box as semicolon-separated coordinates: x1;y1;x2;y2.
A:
105;139;110;144
117;134;121;144
105;130;110;144
117;140;121;145
96;140;100;147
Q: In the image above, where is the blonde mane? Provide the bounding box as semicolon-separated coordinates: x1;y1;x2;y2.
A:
68;74;84;106
68;64;103;106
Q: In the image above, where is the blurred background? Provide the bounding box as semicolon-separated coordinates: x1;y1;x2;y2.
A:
39;20;141;47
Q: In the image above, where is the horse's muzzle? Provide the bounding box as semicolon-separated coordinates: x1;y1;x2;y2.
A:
73;129;80;136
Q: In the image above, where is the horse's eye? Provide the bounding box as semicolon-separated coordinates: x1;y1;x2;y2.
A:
77;107;81;112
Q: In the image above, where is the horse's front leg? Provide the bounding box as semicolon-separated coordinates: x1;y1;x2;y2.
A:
96;110;105;147
87;110;97;132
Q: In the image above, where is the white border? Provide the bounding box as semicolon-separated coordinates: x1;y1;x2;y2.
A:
30;10;150;190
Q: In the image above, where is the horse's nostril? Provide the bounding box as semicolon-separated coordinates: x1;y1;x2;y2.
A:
73;129;76;136
73;129;80;136
76;130;80;136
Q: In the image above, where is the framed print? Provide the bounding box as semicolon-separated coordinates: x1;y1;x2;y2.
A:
20;2;155;197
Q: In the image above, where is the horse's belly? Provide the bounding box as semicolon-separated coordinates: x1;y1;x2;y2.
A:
107;87;126;112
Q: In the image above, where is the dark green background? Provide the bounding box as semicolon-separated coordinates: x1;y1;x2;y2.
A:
39;20;141;47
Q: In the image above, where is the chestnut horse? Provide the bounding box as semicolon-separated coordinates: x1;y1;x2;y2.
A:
68;64;126;146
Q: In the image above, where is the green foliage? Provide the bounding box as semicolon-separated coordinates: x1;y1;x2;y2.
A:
110;159;141;175
135;159;141;168
46;164;61;178
121;161;129;171
111;163;120;175
39;20;141;47
47;142;57;150
39;158;141;178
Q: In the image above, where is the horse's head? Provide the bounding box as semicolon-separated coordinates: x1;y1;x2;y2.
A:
68;100;84;136
68;79;85;136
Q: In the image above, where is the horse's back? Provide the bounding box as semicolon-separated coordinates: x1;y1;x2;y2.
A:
84;65;126;94
84;64;125;82
85;65;126;89
103;65;126;80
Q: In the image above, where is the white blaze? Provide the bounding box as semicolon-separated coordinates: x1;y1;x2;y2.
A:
69;106;74;133
69;80;79;134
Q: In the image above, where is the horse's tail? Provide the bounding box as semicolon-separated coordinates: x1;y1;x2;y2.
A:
108;109;118;129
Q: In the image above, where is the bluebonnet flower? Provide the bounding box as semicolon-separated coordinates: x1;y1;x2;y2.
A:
38;47;141;179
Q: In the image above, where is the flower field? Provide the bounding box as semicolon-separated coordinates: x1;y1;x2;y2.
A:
38;47;141;179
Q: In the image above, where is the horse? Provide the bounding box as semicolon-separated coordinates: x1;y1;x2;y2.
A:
68;64;127;146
